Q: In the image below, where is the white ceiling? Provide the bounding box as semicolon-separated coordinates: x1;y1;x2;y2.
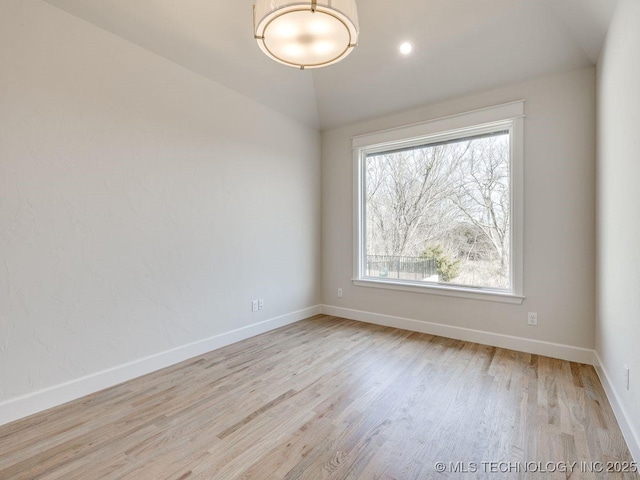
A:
43;0;617;130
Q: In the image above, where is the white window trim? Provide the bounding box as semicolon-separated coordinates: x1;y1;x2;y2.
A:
352;101;525;305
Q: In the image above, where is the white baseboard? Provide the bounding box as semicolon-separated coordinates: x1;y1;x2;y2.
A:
321;305;596;365
0;305;322;428
594;352;640;463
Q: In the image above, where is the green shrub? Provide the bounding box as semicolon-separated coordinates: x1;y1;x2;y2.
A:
423;245;460;282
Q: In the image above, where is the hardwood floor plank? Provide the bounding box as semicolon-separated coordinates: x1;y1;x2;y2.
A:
0;315;636;479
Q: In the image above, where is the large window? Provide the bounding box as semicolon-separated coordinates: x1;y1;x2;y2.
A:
353;102;524;303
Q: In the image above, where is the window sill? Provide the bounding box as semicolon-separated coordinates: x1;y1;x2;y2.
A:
352;278;525;305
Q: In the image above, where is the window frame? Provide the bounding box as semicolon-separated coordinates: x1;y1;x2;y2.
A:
352;101;525;304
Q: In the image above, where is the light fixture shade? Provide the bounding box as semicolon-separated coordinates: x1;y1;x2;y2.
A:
253;0;359;69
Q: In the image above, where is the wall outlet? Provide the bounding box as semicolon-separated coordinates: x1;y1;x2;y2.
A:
625;366;630;390
527;312;538;326
251;300;259;312
258;299;264;310
337;288;343;298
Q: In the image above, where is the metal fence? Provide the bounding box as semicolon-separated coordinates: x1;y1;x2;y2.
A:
366;255;437;281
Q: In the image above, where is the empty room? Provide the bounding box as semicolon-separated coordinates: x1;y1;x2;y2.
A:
1;0;639;478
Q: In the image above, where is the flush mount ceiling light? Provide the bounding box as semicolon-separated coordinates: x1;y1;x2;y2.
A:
253;0;359;70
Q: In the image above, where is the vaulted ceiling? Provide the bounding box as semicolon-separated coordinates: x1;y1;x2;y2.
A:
43;0;617;130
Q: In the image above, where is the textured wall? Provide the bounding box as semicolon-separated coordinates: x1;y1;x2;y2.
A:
0;0;320;402
322;67;596;349
596;0;640;453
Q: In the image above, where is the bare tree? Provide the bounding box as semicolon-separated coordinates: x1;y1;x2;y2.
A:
366;142;470;256
364;132;511;288
452;135;510;280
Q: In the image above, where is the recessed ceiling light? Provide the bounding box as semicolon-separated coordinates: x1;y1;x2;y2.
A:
399;42;413;56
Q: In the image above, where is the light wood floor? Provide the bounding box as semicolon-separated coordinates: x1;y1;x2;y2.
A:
0;315;637;479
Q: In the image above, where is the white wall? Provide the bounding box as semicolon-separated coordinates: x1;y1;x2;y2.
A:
596;0;640;459
0;0;320;417
322;68;596;354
